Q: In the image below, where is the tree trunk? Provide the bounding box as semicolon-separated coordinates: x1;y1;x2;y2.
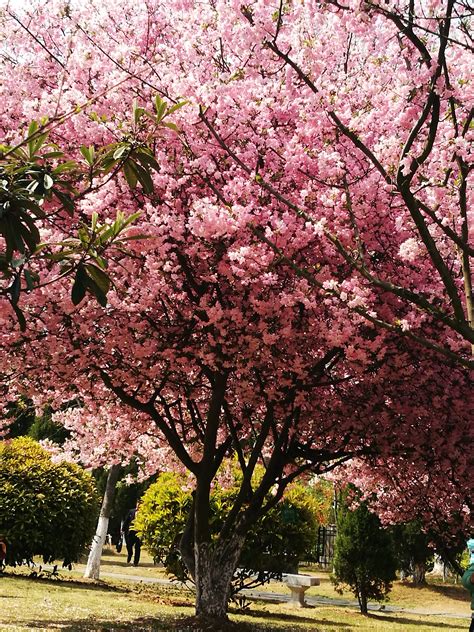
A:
412;561;427;585
358;586;368;615
430;555;445;577
194;535;246;620
84;464;121;580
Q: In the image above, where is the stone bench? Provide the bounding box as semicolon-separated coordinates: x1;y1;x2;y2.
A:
282;573;320;607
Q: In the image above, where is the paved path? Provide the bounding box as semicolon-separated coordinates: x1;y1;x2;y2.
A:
96;571;471;620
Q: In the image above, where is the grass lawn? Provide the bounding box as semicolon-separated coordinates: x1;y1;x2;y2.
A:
0;549;470;631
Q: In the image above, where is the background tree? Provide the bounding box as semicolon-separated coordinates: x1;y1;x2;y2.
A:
2;396;36;438
84;463;121;580
84;459;158;580
333;492;397;614
0;437;99;566
339;454;471;576
390;521;434;585
3;397;70;443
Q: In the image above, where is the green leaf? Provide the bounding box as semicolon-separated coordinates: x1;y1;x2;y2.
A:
24;269;38;291
9;274;21;305
77;227;90;247
154;96;167;122
30;132;49;157
84;264;110;295
27;120;39;138
52;160;78;174
12;303;26;331
162;121;180;133
27;121;39;156
20;199;46;218
8;215;30;254
133;161;154;194
122;160;138;189
121;233;151;241
114;210;141;232
91;212;98;233
79;145;95;166
42;151;64;159
18;220;40;253
113;146;127;160
53;190;75;216
133;100;145;125
43;174;54;190
166;100;189;115
71;266;87;305
134;149;160;172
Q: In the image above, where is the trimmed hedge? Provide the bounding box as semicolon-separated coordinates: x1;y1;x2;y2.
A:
0;437;99;566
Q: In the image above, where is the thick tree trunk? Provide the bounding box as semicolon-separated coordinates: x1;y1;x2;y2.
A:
84;464;121;580
194;535;246;620
412;561;427;585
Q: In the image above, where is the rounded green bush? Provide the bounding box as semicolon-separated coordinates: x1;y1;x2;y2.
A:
0;437;99;566
135;467;320;578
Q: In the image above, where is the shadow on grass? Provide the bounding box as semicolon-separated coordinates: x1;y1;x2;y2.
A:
366;612;466;629
7;617;173;631
233;607;350;628
2;571;130;593
424;583;469;603
98;558;158;570
5;611;467;632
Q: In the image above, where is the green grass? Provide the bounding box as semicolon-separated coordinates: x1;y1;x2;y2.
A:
0;549;470;631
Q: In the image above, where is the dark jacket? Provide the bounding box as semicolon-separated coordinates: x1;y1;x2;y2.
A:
122;509;137;534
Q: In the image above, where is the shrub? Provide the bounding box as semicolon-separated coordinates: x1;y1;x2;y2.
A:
0;437;99;566
332;493;396;614
135;468;320;585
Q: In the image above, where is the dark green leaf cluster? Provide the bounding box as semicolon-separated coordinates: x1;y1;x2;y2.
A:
0;437;99;567
0;120;77;262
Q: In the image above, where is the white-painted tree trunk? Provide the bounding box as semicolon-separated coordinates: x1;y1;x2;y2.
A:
84;464;121;580
430;555;446;577
84;516;110;579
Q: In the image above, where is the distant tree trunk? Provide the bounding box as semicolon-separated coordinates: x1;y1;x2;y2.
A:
412;561;427;585
357;583;368;614
430;555;445;577
84;464;121;580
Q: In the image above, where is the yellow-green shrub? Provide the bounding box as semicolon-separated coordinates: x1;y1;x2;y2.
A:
135;468;321;578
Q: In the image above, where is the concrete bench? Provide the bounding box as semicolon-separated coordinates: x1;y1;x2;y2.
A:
282;573;320;607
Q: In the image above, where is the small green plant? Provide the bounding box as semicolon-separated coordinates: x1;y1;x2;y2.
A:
0;437;99;566
332;490;396;614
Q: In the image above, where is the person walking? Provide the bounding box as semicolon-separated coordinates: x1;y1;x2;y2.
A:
122;503;141;566
462;538;474;632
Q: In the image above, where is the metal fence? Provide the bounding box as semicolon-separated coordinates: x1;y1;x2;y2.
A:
302;524;337;569
316;524;336;568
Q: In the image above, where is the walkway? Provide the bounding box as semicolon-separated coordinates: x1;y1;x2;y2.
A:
95;570;471;620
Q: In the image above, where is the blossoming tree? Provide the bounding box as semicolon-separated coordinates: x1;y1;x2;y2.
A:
0;0;472;622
